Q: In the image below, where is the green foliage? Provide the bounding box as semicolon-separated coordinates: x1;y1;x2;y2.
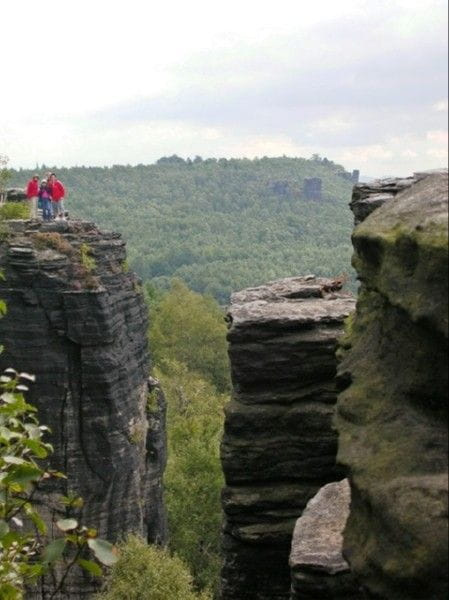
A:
146;280;230;596
150;279;230;392
156;360;227;598
76;243;100;290
0;155;10;193
146;389;159;413
79;243;96;272
9;156;355;302
144;282;165;310
0;203;30;221
0;369;117;598
96;535;210;600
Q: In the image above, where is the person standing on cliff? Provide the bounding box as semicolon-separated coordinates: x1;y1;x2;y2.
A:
38;179;53;221
26;174;39;219
48;173;66;220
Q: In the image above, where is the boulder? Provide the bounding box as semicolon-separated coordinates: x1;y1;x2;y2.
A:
289;479;362;599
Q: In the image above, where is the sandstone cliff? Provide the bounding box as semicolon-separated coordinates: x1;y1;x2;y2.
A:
0;219;167;598
221;276;355;600
336;171;448;599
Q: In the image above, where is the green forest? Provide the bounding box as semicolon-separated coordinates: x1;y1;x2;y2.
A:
9;155;356;302
2;155;358;597
146;280;230;598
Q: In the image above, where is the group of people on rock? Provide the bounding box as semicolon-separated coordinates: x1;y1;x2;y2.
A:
26;173;66;222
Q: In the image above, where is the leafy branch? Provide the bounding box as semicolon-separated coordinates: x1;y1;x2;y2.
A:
0;369;118;599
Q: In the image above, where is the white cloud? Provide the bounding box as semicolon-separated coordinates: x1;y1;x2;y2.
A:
433;100;449;112
426;130;449;144
309;117;355;135
1;0;447;177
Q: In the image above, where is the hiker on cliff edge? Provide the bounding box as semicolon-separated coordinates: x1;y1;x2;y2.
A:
48;173;66;220
26;174;39;219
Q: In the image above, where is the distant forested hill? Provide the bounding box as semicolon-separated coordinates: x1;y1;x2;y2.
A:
10;156;356;302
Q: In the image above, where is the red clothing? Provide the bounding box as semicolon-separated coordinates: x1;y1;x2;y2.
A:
26;179;39;198
50;180;65;201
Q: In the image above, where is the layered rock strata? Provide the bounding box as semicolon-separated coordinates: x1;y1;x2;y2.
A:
336;171;448;599
221;276;355;600
0;219;167;598
289;479;362;599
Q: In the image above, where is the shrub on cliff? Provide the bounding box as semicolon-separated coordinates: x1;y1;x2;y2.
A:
0;202;30;221
96;535;210;600
0;368;117;598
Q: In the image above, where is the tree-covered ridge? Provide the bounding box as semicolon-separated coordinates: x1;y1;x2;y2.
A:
10;156;355;302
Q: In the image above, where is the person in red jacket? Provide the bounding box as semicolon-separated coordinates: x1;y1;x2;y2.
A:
49;173;66;220
26;174;40;218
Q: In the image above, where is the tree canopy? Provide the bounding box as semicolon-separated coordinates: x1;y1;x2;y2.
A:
9;156;355;302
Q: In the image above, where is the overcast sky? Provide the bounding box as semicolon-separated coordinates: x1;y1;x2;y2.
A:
1;0;447;176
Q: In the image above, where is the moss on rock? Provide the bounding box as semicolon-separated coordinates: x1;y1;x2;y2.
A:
335;172;448;599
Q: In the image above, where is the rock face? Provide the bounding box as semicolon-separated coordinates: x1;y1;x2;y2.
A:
5;187;27;202
145;376;168;545
221;276;355;600
289;479;362;599
336;171;448;599
0;219;167;598
349;169;448;225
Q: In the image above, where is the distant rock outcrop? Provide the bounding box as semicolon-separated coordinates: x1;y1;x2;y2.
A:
221;276;355;600
337;170;360;184
0;219;167;598
302;177;322;200
336;171;448;599
268;180;292;197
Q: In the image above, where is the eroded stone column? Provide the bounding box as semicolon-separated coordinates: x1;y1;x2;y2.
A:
221;276;355;600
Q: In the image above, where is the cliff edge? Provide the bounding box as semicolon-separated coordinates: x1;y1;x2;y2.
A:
0;219;167;598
